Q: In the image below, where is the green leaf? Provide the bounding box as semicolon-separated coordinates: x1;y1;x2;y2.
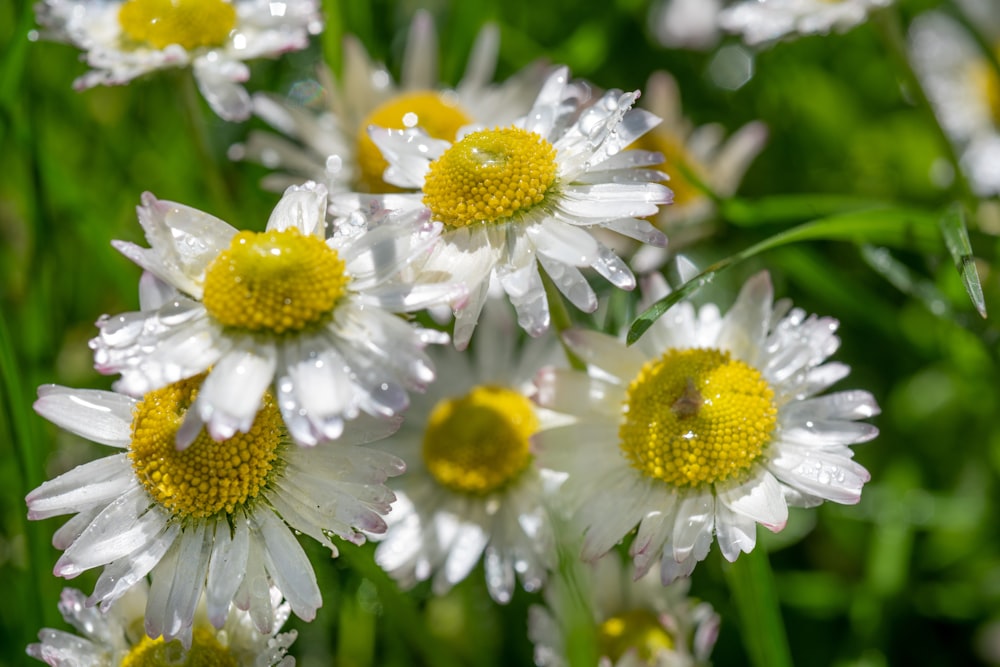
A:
938;203;987;318
722;194;892;227
627;207;940;345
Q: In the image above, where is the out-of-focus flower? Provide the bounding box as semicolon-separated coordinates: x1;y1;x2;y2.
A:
528;551;719;667
649;0;724;51
26;379;402;643
535;271;878;582
718;0;892;46
342;66;671;349
233;10;548;194
28;583;296;665
90;182;461;446
909;11;1000;197
34;0;323;121
630;71;767;270
374;301;565;603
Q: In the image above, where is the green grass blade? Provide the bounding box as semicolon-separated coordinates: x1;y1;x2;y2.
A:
628;206;940;344
938;203;987;318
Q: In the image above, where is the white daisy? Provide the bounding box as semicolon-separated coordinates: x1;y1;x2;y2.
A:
233;10;547;194
909;11;1000;197
718;0;892;46
528;551;719;667
89;182;460;446
629;70;767;270
26;378;402;643
28;583;296;665
34;0;323;121
373;301;565;603
340;66;672;349
534;271;878;582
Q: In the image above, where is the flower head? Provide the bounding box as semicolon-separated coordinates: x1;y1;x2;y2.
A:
529;551;719;667
909;11;1000;196
629;71;767;270
535;272;878;582
373;301;565;603
90;182;460;446
28;583;296;665
718;0;893;46
26;379;403;641
233;10;547;194
34;0;323;121
342;66;672;348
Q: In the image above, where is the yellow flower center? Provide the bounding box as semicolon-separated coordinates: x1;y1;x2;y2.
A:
129;375;284;519
120;626;237;667
118;0;236;51
422;127;558;228
202;227;349;335
619;348;776;488
634;132;707;208
356;92;472;193
598;609;675;664
421;385;538;495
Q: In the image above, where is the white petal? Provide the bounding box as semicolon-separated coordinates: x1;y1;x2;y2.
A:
715;502;758;562
197;342;277;441
255;511;321;622
267;181;328;236
718;270;773;365
27;455;133;520
717;472;788;532
34;387;134;448
671;492;715;562
206;516;250;628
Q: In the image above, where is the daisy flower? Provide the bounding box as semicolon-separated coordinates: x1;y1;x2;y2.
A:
28;583;296;665
534;271;878;582
344;66;672;349
233;10;547;194
718;0;892;46
34;0;323;121
26;377;403;643
90;182;460;446
529;551;719;667
630;71;767;269
909;11;1000;196
373;301;565;603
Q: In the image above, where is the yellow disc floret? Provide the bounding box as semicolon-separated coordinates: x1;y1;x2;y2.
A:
202;227;349;335
129;375;284;519
598;609;675;664
619;348;776;488
422;385;538;494
422;127;558;228
356;92;472;193
118;0;236;50
970;46;1000;127
121;626;237;667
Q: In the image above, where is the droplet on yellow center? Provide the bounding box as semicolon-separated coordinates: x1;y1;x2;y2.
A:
422;127;558;228
120;626;238;667
619;348;776;488
202;227;349;335
129;375;284;519
356;92;472;193
118;0;236;50
598;609;675;664
422;385;538;494
633;131;707;208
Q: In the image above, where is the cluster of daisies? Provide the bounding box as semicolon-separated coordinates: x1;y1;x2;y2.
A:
25;1;895;665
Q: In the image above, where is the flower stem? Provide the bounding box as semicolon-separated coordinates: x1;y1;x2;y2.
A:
177;71;238;222
723;545;793;667
541;272;586;371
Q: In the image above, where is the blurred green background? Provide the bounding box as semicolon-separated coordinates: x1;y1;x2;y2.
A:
3;0;1000;664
